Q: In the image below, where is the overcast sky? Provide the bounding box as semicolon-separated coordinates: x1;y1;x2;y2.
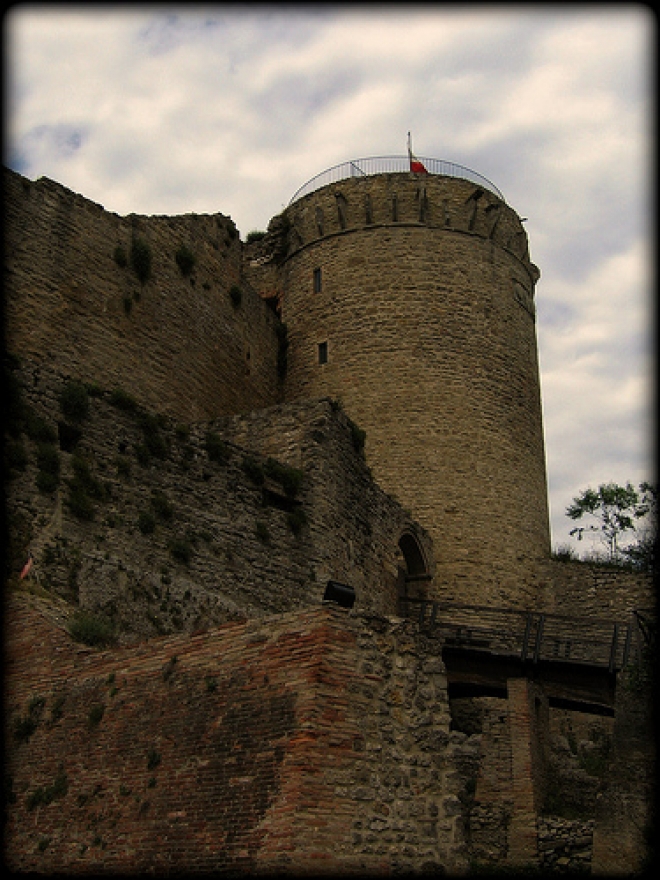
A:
4;4;655;553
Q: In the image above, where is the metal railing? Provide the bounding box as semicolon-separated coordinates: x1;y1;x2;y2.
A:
288;156;505;205
399;598;646;672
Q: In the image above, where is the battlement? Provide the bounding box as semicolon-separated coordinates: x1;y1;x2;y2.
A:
280;170;538;285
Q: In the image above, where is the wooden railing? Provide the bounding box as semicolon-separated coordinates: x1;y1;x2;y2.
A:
399;599;648;673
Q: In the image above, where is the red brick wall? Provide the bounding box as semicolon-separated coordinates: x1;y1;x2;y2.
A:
3;593;463;874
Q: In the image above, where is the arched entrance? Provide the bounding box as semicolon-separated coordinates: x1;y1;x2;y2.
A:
397;531;432;614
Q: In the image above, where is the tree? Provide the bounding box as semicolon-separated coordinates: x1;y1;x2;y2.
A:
566;481;655;564
620;481;657;573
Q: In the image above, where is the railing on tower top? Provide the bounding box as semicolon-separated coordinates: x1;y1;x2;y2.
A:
288;156;505;205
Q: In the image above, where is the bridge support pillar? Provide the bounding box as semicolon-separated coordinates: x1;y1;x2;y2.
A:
506;677;549;868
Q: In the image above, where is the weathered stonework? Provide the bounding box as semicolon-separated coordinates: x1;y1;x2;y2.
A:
4;168;281;423
5;360;432;637
3;162;654;874
4;597;470;875
271;172;550;607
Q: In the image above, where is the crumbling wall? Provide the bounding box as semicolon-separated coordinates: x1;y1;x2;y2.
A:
5;361;432;637
4;167;281;423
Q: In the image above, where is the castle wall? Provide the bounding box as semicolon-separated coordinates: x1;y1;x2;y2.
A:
533;558;654;620
4;168;281;422
4;595;471;875
277;173;550;607
5;362;431;633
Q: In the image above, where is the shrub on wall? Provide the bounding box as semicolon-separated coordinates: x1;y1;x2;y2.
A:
59;380;90;422
175;244;196;276
205;431;230;464
287;507;308;536
65;453;108;520
242;455;264;485
139;412;169;460
66;610;116;647
151;490;174;521
108;388;139;413
87;704;105;728
169;537;193;565
255;521;271;544
36;443;60;494
138;510;156;535
130;237;152;284
26;770;68;811
113;245;128;267
263;457;303;498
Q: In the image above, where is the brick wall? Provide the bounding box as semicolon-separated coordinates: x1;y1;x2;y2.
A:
4;594;470;874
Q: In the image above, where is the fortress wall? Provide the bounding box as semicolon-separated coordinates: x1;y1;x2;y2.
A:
3;168;280;422
6;362;429;632
533;558;654;620
279;173;550;607
4;596;468;875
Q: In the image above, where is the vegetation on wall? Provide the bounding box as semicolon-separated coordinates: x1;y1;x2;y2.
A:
36;442;61;494
59;381;90;423
66;610;116;647
113;245;128;268
175;244;196;277
205;431;230;464
130;237;152;284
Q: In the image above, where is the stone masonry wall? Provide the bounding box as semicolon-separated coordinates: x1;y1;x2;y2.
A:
4;594;471;875
5;360;432;636
4;167;281;423
271;172;550;609
534;557;654;620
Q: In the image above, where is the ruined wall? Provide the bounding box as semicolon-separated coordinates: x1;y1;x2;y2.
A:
4;168;281;423
4;595;471;875
5;361;431;635
271;172;550;608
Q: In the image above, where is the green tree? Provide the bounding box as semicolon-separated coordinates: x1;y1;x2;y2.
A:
566;481;654;563
620;482;657;572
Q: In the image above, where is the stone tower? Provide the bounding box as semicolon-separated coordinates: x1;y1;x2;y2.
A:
272;161;551;607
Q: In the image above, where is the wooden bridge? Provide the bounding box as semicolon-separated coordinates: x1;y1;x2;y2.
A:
400;599;652;715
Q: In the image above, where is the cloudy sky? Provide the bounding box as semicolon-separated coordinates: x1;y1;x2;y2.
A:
4;4;654;553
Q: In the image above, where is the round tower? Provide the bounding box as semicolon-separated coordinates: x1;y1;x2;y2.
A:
278;159;551;607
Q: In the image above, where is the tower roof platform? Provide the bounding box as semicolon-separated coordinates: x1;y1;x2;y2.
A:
289;155;505;205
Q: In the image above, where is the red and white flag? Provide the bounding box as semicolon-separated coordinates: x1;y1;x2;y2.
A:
408;132;428;174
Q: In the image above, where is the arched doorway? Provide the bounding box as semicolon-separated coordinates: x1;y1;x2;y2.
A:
397;531;432;614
